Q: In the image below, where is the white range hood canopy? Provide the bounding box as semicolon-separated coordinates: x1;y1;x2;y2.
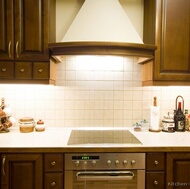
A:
62;0;143;44
49;0;156;63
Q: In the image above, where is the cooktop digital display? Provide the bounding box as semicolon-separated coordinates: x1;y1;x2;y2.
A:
67;130;141;145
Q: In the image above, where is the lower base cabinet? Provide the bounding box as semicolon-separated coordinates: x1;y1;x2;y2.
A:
1;154;43;189
146;153;165;189
166;153;190;189
2;151;190;189
44;153;64;189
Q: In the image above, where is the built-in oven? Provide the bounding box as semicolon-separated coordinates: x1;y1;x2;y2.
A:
65;153;145;189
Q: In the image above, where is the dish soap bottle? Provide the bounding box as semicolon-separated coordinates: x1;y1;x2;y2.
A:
174;98;185;132
150;97;160;132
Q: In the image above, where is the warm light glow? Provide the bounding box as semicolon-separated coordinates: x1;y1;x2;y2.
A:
75;55;124;71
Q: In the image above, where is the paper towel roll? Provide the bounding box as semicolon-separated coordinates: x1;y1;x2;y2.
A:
150;105;160;131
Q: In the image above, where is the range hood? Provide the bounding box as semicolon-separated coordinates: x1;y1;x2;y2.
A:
49;0;156;63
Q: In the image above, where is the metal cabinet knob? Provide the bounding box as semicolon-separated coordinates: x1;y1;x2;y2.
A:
20;68;25;72
38;69;43;73
123;160;128;165
107;160;112;166
154;180;158;185
131;160;136;165
2;68;7;72
115;160;120;165
154;160;159;165
51;161;56;166
51;181;56;187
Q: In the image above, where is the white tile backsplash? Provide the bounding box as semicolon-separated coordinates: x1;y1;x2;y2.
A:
1;55;190;128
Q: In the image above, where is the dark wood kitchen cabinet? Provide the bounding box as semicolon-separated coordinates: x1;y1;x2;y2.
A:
1;153;43;189
44;153;64;189
0;0;56;84
146;153;165;189
166;153;190;189
142;0;190;86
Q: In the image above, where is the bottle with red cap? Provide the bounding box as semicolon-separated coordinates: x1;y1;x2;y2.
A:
174;101;185;131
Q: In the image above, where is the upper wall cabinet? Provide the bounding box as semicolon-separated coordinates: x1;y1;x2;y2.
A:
0;0;56;84
142;0;190;86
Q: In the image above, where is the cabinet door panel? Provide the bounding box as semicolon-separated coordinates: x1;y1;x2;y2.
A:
154;0;190;81
161;0;190;72
143;0;190;85
1;154;43;189
0;0;14;60
14;0;49;61
167;153;190;189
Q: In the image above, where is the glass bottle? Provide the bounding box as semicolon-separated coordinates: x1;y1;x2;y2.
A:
184;109;189;131
174;102;185;131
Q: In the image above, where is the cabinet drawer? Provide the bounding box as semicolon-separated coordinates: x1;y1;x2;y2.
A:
15;62;32;79
146;153;165;171
45;173;63;189
146;172;165;189
44;154;63;172
0;62;14;79
33;62;49;79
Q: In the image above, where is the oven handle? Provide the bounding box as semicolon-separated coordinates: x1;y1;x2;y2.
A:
76;171;135;181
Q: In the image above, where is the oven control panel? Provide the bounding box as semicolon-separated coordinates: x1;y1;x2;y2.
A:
65;153;145;170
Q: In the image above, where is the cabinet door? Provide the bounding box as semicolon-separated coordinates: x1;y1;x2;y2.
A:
143;0;190;86
0;0;14;60
14;0;50;61
1;154;43;189
166;153;190;189
154;0;190;81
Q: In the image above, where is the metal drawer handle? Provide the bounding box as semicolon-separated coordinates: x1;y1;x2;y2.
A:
2;156;6;176
51;161;56;166
20;68;25;72
2;68;7;72
8;41;12;58
154;160;159;165
154;180;158;185
38;69;43;73
51;181;56;186
16;41;19;58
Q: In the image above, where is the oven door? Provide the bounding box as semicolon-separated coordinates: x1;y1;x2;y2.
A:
65;170;145;189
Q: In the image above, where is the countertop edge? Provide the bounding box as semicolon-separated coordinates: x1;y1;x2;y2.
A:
0;146;190;153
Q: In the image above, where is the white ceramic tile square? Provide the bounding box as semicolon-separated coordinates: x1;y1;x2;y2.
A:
66;71;76;80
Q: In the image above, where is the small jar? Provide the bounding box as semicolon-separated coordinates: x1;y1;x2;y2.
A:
35;119;45;132
19;117;35;133
162;119;175;132
133;122;142;131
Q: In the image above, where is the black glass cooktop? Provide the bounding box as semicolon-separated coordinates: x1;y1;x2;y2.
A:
67;130;141;145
